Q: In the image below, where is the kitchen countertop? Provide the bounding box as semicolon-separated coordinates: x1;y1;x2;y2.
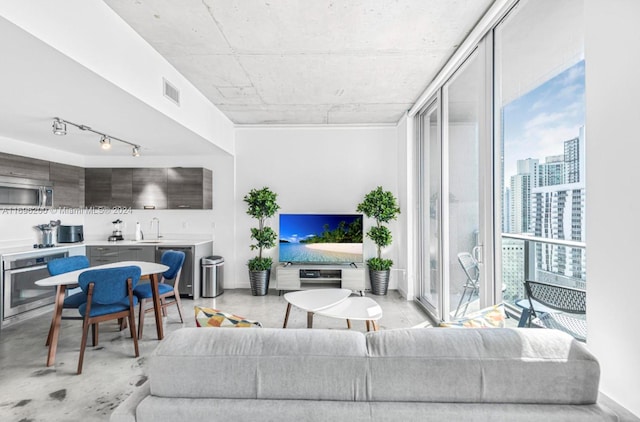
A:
0;239;213;258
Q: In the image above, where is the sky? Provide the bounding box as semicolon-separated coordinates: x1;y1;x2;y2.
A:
502;60;585;181
279;214;361;243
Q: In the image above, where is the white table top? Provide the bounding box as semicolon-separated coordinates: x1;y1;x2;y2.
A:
35;261;169;287
316;297;383;321
284;288;352;313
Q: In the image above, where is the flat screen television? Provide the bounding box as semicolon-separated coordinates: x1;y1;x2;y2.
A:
279;214;363;264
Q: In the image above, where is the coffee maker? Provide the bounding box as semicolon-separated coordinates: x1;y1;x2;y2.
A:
108;219;124;241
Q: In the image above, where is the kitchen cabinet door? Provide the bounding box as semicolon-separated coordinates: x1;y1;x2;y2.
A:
87;246;119;266
85;168;113;208
118;246;155;262
111;168;133;207
0;152;50;180
167;168;212;209
132;168;168;210
50;162;84;208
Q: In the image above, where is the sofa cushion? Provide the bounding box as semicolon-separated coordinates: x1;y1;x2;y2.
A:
149;327;368;401
365;328;599;405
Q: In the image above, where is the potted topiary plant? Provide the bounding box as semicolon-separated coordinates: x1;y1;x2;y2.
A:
356;186;400;295
244;187;280;296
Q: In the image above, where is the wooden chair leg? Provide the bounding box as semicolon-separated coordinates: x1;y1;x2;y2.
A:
138;299;146;339
346;319;352;329
128;312;139;357
91;323;99;347
77;320;91;375
173;294;185;323
161;297;168;317
366;320;371;332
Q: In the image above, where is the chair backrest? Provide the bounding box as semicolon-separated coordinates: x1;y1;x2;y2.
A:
78;266;141;305
47;255;90;276
457;252;479;285
525;280;586;315
160;250;185;281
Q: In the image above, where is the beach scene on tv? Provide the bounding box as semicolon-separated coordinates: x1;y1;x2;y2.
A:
279;214;363;264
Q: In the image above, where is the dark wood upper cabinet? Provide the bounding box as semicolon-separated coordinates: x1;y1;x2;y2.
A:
111;168;133;208
85;168;134;208
132;168;168;210
0;152;50;180
167;168;212;209
85;168;113;207
49;162;84;208
85;167;210;210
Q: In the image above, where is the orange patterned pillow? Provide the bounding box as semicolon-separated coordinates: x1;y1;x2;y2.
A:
194;306;262;328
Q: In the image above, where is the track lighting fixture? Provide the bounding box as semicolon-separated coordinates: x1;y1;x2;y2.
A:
51;117;141;156
52;118;66;136
100;136;111;150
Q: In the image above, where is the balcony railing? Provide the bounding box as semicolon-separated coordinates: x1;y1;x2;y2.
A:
501;233;586;339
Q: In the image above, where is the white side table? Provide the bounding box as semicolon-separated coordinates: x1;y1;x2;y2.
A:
317;297;383;331
283;288;351;328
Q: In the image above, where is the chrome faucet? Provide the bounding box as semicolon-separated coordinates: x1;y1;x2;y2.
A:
150;217;161;239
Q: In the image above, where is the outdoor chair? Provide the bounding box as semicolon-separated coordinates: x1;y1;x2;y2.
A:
45;255;90;346
76;266;141;374
519;279;587;342
134;250;185;338
453;252;480;318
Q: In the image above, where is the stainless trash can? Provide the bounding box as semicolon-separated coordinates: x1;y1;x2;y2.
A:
201;256;224;298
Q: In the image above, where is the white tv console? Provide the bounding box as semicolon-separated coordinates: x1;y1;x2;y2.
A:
275;264;366;293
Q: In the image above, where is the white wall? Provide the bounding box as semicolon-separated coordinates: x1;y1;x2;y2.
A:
234;125;399;289
585;0;640;416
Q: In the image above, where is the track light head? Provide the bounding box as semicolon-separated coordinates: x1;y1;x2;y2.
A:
52;118;66;136
100;136;111;150
132;146;140;157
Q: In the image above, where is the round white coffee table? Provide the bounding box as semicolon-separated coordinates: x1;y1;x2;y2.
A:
283;288;351;328
317;297;383;331
282;289;382;331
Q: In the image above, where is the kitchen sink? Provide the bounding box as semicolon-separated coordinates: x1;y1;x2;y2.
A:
136;240;164;244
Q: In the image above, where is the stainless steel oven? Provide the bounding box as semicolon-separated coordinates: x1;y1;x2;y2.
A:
2;251;67;323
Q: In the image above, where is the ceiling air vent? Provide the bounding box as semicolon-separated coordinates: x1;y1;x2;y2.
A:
163;78;180;106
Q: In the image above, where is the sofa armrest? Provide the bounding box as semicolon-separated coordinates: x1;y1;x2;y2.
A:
110;381;151;422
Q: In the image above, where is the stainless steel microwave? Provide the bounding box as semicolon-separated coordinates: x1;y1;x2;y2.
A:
0;176;53;208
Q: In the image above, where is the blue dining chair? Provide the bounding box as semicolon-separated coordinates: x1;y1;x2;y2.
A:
134;250;185;338
46;255;90;346
76;266;141;374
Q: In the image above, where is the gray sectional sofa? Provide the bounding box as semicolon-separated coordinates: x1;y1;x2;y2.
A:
111;326;620;421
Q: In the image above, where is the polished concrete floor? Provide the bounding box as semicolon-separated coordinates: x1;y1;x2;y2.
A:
0;289;429;422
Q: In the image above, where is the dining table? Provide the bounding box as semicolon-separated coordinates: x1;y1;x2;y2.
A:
35;260;169;367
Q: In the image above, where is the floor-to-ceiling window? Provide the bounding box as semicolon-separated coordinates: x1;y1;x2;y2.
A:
417;42;492;320
495;0;585;331
415;0;585;331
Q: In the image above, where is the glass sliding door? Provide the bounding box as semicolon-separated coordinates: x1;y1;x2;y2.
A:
417;99;442;317
443;49;486;319
495;0;586;331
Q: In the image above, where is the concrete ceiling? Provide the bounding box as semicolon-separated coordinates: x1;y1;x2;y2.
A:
0;1;494;159
104;0;494;125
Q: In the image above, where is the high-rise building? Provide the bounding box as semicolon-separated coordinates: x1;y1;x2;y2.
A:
530;127;586;285
536;155;565;187
509;158;538;233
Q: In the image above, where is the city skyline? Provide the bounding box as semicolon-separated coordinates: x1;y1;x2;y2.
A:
503;60;585;181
